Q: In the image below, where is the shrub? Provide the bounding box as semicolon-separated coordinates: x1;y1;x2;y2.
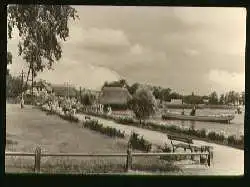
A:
207;131;217;141
82;120;125;138
227;135;236;145
129;132;152;152
199;129;207;138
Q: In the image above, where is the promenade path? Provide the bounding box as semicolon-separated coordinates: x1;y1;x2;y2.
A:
75;113;244;175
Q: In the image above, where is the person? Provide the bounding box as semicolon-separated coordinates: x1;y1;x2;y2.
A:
181;108;185;115
190;105;196;116
20;93;24;109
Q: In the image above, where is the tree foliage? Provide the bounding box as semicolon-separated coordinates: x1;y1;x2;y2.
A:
128;87;156;123
6;74;23;98
209;91;219;105
128;83;140;95
7;5;78;75
102;79;129;89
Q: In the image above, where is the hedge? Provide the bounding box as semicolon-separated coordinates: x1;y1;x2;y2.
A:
82;120;125;138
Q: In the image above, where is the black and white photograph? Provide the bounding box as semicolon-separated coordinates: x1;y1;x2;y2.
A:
6;5;245;175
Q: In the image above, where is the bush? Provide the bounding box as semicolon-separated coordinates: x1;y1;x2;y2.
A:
82;120;125;138
129;132;152;152
115;117;134;125
207;131;217;141
227;135;237;145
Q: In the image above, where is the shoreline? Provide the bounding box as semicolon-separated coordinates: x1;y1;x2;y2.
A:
165;104;241;110
80;111;244;150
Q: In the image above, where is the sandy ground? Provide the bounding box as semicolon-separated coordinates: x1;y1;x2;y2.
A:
75;113;244;176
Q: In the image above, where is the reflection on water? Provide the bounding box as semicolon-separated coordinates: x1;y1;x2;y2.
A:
154;108;244;138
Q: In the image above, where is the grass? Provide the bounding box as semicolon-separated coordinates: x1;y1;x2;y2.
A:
5;155;180;174
5;104;181;174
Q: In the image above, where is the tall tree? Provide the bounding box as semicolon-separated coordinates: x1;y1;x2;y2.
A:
128;87;156;124
152;86;162;100
242;91;245;105
219;94;225;105
7;5;79;86
160;88;171;102
209;91;219;105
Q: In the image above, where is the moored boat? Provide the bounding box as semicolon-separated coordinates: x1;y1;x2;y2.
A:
162;112;235;124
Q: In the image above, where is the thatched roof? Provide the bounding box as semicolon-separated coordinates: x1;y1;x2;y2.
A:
99;87;132;105
51;84;78;97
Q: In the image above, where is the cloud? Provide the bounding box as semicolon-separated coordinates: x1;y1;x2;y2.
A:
37;60;121;90
208;69;244;93
184;49;199;56
78;28;131;53
130;44;144;55
7;6;245;95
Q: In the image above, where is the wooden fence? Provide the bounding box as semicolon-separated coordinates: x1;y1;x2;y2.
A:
5;146;213;173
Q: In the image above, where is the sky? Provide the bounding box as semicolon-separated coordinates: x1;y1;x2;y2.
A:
7;6;246;95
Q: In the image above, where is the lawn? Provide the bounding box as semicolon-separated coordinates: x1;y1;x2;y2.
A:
5;104;179;174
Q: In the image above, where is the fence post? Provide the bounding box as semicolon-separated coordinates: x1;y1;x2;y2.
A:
126;144;132;172
34;146;41;173
207;148;213;167
200;146;203;164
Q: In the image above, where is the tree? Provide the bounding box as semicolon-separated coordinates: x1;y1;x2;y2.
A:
160;88;171;102
7;5;79;87
170;92;182;100
209;91;219;105
152;86;162;100
235;92;240;105
219;94;225;105
128;83;140;95
227;91;237;105
242;91;245;105
6;75;23;98
183;94;203;105
81;94;92;106
128;87;156;124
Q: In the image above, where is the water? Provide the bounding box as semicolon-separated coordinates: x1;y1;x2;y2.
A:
153;108;244;138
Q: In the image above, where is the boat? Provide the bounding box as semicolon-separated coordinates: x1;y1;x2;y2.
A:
162;112;235;124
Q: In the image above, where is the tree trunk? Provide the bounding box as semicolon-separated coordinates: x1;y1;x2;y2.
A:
25;64;31;90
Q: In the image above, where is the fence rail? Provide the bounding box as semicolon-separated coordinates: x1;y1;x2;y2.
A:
5;146;213;173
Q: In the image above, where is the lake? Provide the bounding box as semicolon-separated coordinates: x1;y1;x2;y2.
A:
153;108;244;138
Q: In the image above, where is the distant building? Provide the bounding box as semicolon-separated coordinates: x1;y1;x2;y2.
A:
170;99;183;105
51;84;78;98
203;99;209;104
99;87;132;109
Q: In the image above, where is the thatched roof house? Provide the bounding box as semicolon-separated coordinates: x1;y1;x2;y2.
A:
99;87;132;106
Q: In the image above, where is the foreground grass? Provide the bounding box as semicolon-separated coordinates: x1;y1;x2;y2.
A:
5;156;180;174
6;104;181;174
